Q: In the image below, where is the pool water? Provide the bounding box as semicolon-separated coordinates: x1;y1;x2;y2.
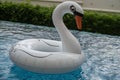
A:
0;21;120;80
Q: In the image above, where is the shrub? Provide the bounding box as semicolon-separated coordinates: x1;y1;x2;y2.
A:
0;1;120;35
0;1;54;26
83;11;120;35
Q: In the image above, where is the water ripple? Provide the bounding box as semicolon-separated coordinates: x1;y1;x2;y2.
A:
0;21;120;80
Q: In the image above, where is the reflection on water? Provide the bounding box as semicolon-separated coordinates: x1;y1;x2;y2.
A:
0;21;120;80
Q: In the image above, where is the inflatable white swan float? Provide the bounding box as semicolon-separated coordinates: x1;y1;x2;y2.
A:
9;1;85;74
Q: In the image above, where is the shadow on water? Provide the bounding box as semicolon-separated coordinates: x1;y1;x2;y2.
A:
9;65;85;80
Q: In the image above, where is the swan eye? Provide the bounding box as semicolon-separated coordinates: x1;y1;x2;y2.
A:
70;5;76;12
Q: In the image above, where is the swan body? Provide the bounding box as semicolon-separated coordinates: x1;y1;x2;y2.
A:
9;1;85;74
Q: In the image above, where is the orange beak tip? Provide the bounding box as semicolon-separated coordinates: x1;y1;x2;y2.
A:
75;16;82;30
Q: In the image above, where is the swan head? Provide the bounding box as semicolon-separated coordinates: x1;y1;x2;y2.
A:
53;1;84;30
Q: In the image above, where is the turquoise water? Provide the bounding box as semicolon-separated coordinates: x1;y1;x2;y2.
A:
0;21;120;80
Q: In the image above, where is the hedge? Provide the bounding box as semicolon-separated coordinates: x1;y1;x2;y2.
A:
0;1;120;35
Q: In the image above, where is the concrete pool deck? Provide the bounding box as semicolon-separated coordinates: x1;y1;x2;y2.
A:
0;0;83;7
0;0;120;13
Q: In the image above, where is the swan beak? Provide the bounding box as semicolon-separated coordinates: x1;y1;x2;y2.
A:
75;15;82;30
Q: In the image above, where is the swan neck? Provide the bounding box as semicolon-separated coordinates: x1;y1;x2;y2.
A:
52;5;81;53
52;8;70;38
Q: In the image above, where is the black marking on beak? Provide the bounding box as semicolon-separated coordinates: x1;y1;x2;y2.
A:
74;11;84;17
